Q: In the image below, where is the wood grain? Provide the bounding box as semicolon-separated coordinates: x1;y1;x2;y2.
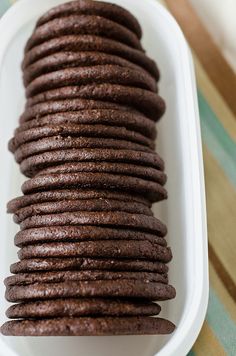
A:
204;146;236;296
193;321;226;356
209;262;236;322
193;54;236;141
165;0;236;116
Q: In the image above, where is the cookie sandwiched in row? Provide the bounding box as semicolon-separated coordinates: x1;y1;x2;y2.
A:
1;0;176;336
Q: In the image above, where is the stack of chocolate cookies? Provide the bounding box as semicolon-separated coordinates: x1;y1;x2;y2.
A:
1;0;176;336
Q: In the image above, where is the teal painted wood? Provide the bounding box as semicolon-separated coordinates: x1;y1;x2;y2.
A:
206;288;236;356
198;90;236;188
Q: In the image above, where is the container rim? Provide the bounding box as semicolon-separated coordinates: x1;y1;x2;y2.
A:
0;1;208;355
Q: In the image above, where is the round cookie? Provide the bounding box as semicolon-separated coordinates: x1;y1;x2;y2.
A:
13;199;153;224
8;189;151;213
14;136;152;163
5;280;176;302
17;240;172;262
19;148;164;177
5;270;168;286
26;65;157;98
35;0;142;39
1;316;175;336
25;85;165;121
6;298;161;319
36;162;166;185
23;51;159;86
10;124;155;153
19;150;165;178
22;35;159;79
25;15;142;52
10;257;169;274
15;109;157;139
14;226;167;247
20;156;167;181
21;172;167;203
20;98;137;122
19;211;167;235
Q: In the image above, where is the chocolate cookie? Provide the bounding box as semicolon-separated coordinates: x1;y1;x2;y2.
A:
1;316;175;336
25;85;165;121
8;189;151;213
19;148;164;177
26;65;157;98
22;35;159;79
6;298;161;319
14;136;153;163
15;109;157;139
36;162;166;185
14;226;167;247
23;51;159;86
19;98;136;122
20;156;167;181
17;240;172;262
5;280;176;302
5;270;168;286
36;0;142;39
19;211;167;235
25;16;142;52
10;257;169;274
15;135;152;163
13;199;153;224
10;124;154;153
21;172;167;203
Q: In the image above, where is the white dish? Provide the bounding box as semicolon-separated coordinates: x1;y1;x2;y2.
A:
0;0;208;355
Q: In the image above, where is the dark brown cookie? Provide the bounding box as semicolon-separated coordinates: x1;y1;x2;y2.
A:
21;172;167;203
36;162;166;185
25;15;142;52
19;148;164;177
8;189;151;214
22;35;159;79
5;270;168;286
15;108;157;139
14;135;152;163
25;85;165;121
1;316;175;336
6;298;161;319
20;159;165;183
10;257;169;274
14;226;167;248
17;240;172;262
36;0;142;39
13;199;153;224
10;124;154;153
23;51;159;86
19;98;137;122
5;280;176;302
26;65;157;98
19;211;167;235
14;136;152;164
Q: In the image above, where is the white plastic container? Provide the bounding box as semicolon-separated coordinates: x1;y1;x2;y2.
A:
0;0;209;355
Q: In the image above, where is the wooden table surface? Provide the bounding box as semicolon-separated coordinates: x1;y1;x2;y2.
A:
164;1;236;354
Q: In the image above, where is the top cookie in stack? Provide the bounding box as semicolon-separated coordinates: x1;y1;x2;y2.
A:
1;0;176;337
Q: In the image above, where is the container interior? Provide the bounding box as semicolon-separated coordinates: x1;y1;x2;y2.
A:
0;1;206;355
